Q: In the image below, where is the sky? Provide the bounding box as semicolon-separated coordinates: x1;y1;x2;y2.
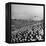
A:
11;4;43;21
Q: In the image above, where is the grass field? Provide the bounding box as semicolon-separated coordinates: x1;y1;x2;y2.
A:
11;19;44;43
